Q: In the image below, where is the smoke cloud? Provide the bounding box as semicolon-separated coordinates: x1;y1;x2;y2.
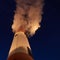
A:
12;0;44;36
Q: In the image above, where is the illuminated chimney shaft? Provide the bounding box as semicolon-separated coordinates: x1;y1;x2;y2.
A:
7;32;33;60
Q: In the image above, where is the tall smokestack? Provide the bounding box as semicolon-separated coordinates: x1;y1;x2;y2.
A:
7;32;33;60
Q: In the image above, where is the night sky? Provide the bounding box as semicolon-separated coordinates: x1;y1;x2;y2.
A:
0;0;60;60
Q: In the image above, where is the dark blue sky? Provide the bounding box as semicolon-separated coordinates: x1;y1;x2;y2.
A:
0;0;60;60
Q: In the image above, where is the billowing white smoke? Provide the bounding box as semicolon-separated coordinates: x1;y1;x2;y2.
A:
12;0;44;36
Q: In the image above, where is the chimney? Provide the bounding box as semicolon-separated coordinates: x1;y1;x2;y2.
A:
7;32;33;60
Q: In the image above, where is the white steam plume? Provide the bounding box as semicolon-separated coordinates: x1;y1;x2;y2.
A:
12;0;44;36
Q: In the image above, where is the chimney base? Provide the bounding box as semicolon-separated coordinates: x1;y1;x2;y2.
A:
8;52;33;60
